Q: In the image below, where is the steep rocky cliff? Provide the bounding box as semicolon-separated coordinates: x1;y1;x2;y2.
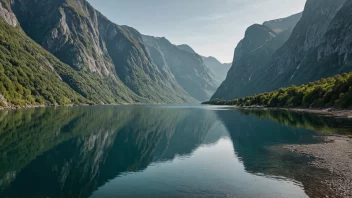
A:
0;14;89;107
212;13;302;100
177;44;230;87
177;44;196;54
213;0;352;101
263;12;304;33
256;0;351;94
0;0;196;106
142;35;218;101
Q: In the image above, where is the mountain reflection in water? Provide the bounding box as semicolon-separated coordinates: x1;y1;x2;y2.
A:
0;105;351;198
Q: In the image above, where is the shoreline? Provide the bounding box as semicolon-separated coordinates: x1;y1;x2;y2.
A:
0;102;200;111
229;106;352;119
283;135;352;197
2;103;352;119
0;104;91;111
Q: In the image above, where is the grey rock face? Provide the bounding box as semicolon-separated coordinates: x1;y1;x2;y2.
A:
315;0;352;74
212;13;302;100
177;44;231;85
0;2;17;27
213;0;352;101
201;56;231;84
263;12;302;33
11;0;112;75
177;44;231;86
257;0;350;93
177;44;196;54
1;0;196;104
0;94;8;107
142;35;218;101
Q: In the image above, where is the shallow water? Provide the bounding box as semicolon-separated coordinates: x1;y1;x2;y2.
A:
0;105;351;198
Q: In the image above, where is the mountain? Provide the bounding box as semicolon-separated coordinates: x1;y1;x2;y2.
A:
212;12;302;100
142;35;218;101
254;0;351;95
177;44;196;54
201;56;231;83
262;12;304;33
177;44;231;85
213;0;352;101
0;14;90;107
177;44;231;84
177;44;231;86
0;0;198;107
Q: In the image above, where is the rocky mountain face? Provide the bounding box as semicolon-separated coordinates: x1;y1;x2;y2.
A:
0;0;200;106
0;11;90;107
1;0;142;104
253;0;352;94
201;56;231;84
177;44;196;54
177;44;230;88
212;12;302;100
262;12;304;33
142;35;218;101
213;0;352;101
177;44;231;86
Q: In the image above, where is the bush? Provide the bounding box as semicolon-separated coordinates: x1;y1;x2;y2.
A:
204;72;352;108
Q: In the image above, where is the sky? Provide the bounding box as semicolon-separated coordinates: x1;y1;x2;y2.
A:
88;0;307;63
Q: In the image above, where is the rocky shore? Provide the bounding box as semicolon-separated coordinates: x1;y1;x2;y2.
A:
238;106;352;119
284;136;352;197
0;103;94;110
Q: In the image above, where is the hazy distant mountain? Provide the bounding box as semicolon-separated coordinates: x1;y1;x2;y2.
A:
142;35;218;101
201;56;232;84
212;12;302;100
177;44;196;54
177;44;231;85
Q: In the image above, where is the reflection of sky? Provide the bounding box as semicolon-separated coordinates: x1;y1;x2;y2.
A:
90;138;307;198
88;0;306;63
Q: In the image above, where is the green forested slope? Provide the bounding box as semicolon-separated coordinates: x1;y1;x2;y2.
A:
8;0;194;104
0;20;88;107
0;18;144;108
0;0;199;107
204;73;352;108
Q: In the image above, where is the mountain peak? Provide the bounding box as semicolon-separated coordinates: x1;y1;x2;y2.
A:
176;44;196;54
263;12;303;33
212;0;351;101
212;12;303;100
245;24;277;40
142;35;218;101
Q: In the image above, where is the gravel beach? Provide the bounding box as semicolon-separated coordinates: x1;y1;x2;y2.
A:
284;136;352;197
238;106;352;119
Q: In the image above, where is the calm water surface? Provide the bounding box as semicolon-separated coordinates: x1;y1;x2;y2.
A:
0;105;351;198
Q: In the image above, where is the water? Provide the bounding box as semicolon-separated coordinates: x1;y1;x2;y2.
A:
0;105;351;198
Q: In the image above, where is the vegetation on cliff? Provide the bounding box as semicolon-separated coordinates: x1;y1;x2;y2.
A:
204;72;352;108
0;20;89;107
